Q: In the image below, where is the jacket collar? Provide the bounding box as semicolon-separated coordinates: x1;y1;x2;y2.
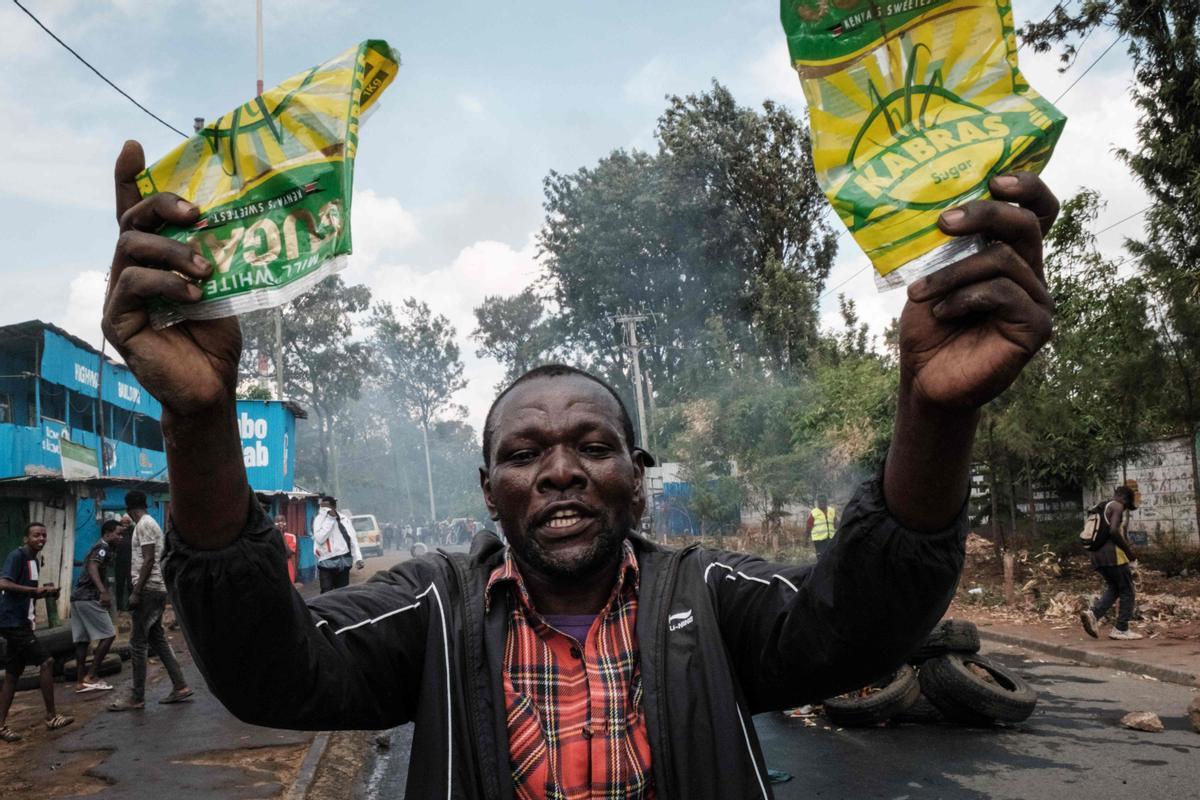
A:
483;538;641;615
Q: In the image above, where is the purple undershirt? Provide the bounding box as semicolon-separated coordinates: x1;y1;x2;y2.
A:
543;614;596;645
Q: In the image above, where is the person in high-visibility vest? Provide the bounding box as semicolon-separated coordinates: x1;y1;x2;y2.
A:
807;494;837;560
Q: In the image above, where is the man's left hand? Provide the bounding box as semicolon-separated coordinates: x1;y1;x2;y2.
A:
901;173;1058;409
355;560;365;571
129;590;141;609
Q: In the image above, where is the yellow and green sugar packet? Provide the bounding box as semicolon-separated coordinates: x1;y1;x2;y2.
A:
781;0;1066;288
139;40;400;326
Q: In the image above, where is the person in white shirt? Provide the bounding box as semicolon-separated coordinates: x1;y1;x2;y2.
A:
312;496;364;594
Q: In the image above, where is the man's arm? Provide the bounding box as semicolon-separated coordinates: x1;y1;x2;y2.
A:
1106;503;1135;560
86;559;111;606
720;174;1058;707
0;578;44;597
101;141;430;729
133;544;154;593
884;174;1056;531
312;511;334;546
708;475;965;710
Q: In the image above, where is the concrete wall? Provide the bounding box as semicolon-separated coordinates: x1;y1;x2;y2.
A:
1084;436;1199;547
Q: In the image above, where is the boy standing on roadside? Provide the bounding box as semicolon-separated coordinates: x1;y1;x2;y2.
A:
0;523;74;741
70;519;123;693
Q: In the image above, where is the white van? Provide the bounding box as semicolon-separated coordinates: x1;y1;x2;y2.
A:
350;514;383;558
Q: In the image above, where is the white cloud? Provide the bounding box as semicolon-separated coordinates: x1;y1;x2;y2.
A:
744;38;806;106
457;94;485;116
623;56;680;106
348;189;421;267
56;270;109;352
357;233;544;431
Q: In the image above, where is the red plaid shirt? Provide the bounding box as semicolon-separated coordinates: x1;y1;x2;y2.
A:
485;540;654;799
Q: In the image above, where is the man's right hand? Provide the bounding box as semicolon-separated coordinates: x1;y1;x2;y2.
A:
102;141;251;550
101;141;241;417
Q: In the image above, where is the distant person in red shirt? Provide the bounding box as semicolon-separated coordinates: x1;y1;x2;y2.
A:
276;515;299;586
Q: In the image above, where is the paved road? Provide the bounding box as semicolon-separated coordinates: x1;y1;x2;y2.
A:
759;649;1198;800
358;647;1199;799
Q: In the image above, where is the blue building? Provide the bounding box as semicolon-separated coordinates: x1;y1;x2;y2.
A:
237;398;321;583
0;321;170;625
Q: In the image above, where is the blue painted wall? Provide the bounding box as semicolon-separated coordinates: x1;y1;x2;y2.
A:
0;328;166;480
236;400;298;493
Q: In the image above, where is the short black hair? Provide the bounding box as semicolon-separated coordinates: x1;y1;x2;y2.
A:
482;364;638;468
25;521;46;535
101;520;121;535
125;490;148;511
1115;486;1135;503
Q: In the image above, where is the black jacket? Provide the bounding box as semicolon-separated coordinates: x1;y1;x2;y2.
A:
164;476;965;798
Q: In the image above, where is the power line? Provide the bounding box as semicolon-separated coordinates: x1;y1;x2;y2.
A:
1095;205;1149;235
1052;33;1126;103
11;0;188;138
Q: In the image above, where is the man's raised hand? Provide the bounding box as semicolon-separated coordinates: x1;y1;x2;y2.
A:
101;141;241;416
899;172;1058;410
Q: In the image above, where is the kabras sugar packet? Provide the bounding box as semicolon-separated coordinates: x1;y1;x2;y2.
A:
781;0;1066;289
138;40;400;327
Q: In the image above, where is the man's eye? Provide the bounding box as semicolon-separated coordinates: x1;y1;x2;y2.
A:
507;450;537;463
582;444;612;456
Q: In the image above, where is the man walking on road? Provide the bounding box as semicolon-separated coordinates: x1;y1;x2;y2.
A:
0;523;73;741
101;136;1058;797
312;496;363;594
806;494;837;560
109;491;194;711
70;519;122;693
1080;486;1143;641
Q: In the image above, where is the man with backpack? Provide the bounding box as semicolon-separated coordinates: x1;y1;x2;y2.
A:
1080;486;1142;641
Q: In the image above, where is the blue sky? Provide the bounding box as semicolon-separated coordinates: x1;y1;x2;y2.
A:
0;0;1149;430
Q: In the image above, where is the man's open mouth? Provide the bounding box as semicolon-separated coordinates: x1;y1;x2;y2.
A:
535;502;596;535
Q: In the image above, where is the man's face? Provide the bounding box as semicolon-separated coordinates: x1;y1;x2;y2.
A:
25;526;47;553
481;376;645;582
103;526;122;544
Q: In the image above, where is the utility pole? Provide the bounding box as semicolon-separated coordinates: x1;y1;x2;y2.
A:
644;368;658;457
255;0;286;400
612;311;651;451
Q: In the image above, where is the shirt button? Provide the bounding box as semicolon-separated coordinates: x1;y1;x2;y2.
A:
582;722;594;738
569;646;582;660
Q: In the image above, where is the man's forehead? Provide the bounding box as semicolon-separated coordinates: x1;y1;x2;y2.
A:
492;375;623;434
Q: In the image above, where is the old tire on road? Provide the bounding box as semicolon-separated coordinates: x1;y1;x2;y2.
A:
906;619;980;664
919;653;1037;725
893;691;945;724
822;665;921;727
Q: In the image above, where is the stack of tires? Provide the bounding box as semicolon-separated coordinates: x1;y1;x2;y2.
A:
821;619;1038;728
5;625;128;692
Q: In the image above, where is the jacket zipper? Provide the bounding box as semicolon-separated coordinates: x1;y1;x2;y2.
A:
652;544;695;794
442;552;498;800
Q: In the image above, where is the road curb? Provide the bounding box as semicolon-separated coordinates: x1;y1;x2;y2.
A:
286;731;331;800
980;630;1199;688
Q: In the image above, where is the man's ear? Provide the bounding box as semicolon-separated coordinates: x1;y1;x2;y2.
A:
631;448;653;520
480;467;499;521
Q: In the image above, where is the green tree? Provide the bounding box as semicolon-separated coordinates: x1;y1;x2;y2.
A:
371;299;468;522
1023;0;1200;526
471;288;561;385
238;276;374;494
538;82;836;400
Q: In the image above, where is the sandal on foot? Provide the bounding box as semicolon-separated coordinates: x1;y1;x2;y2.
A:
107;698;145;712
45;714;74;731
0;725;21;742
159;688;194;704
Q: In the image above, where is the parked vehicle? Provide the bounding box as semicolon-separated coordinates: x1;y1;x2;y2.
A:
350;514;384;558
